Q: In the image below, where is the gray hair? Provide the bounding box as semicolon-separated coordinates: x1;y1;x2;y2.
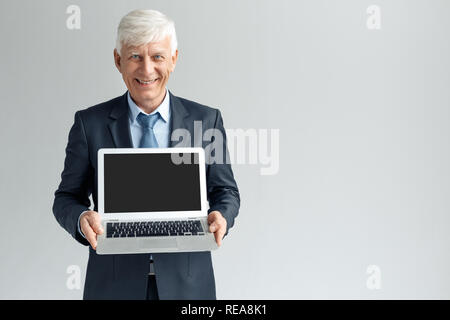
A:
115;9;178;56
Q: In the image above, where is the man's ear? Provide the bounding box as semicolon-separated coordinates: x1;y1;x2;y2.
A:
170;49;179;73
114;49;122;73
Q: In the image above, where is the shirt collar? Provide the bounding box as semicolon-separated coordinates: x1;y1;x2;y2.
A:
127;89;170;124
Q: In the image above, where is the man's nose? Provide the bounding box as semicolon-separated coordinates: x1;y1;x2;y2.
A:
141;56;155;75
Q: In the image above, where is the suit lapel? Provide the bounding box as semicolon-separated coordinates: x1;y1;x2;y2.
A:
169;91;191;147
108;92;133;148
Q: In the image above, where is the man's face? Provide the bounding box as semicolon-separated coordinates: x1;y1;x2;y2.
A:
114;36;178;108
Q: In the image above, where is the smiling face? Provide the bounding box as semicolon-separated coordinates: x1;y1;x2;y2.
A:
114;36;178;112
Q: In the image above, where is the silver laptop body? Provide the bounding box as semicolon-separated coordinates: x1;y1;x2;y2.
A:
96;147;218;254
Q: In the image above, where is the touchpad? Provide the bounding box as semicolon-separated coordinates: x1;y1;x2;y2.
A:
139;238;178;249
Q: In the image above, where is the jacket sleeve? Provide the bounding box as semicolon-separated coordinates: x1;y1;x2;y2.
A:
53;111;92;246
206;109;241;237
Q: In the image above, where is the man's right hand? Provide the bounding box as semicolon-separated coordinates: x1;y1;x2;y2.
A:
80;210;104;250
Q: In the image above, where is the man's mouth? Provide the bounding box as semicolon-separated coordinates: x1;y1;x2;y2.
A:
135;78;159;86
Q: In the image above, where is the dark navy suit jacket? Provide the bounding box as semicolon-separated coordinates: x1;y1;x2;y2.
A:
53;91;240;300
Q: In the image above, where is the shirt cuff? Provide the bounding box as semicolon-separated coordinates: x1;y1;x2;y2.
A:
78;210;90;239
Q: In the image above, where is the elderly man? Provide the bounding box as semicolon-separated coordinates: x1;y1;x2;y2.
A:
53;9;240;300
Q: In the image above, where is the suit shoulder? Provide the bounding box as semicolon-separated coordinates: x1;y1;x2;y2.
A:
176;96;220;117
76;94;124;119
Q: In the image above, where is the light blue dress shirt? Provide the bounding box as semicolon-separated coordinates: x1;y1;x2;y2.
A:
127;90;171;148
78;89;171;239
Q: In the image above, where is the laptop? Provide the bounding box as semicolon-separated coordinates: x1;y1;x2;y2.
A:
96;147;218;254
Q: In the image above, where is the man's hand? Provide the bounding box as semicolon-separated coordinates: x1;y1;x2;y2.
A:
207;211;227;246
80;210;103;250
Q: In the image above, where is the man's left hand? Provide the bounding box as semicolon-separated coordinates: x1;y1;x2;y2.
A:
208;211;227;246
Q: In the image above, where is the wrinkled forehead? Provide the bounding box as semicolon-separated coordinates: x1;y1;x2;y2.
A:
122;36;172;54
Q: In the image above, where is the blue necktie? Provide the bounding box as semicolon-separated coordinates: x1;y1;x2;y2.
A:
136;112;160;148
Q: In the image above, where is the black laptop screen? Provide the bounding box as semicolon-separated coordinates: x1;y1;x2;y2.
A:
103;153;201;213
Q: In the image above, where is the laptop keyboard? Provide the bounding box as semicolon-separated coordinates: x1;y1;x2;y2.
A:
106;220;205;238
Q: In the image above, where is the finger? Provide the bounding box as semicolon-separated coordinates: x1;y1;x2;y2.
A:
214;231;221;246
88;214;104;235
82;223;98;250
207;211;220;224
214;227;226;246
209;222;218;233
92;220;104;235
217;226;226;246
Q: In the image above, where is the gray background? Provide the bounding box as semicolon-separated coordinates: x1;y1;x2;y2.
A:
0;0;449;299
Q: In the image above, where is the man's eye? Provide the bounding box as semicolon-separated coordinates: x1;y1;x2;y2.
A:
154;55;162;60
131;54;140;59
